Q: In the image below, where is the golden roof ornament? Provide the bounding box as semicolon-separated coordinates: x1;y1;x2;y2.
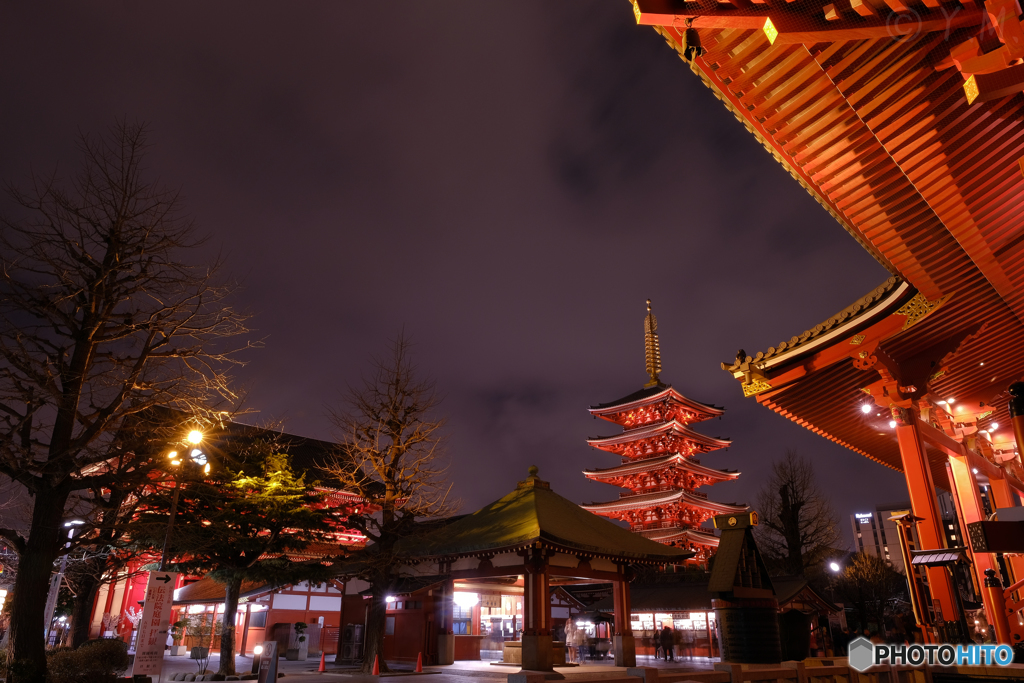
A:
644;299;663;388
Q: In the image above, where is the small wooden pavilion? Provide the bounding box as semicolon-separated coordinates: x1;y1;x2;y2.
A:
393;467;693;671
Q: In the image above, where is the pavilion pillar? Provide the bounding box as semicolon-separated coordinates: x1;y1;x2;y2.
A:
893;409;960;625
989;478;1024;585
436;578;455;665
613;565;636;667
946;455;1001;628
521;549;552;671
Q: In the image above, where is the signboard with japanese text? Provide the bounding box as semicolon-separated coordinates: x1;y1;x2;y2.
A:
130;571;178;677
257;641;279;683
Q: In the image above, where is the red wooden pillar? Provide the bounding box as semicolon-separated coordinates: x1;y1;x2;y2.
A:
436;578;455;665
522;548;552;670
613;566;636;666
893;409;960;624
947;454;1001;627
989;478;1024;585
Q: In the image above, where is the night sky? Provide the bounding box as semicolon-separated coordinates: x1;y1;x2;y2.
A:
1;2;911;547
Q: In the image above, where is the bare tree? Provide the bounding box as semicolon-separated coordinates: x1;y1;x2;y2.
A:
0;121;250;682
321;334;455;673
755;450;842;576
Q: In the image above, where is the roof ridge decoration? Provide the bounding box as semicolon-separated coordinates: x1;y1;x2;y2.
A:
644;299;663;388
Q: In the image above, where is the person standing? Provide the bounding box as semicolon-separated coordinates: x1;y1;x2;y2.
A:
660;625;674;662
565;621;577;664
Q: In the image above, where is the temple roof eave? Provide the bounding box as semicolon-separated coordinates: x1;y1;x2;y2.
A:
721;277;912;377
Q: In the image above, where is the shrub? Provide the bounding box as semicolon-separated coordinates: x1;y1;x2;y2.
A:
47;638;130;683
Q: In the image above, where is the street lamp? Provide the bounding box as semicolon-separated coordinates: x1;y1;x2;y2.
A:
252;643;263;674
829;562;841;573
159;429;207;572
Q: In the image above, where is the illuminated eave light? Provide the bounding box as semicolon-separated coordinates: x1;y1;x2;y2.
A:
861;404;872;414
992;422;999;429
973;468;979;474
936;400;947;405
947;398;955;405
888;420;898;428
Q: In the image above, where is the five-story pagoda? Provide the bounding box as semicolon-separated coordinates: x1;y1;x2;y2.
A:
582;301;745;565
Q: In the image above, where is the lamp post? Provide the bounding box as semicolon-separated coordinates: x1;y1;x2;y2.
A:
158;429;207;572
826;562;841;655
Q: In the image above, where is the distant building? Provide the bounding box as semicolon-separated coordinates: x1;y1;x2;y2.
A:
849;492;962;574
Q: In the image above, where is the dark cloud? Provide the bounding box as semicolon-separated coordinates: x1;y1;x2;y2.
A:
0;1;909;548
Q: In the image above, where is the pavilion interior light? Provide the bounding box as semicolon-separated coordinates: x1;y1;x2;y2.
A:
937;400;947;405
861;404;872;414
992;422;1000;429
973;468;979;474
947;398;956;405
454;592;479;608
889;420;898;428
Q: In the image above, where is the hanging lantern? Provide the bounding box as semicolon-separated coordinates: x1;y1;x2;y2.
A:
682;27;705;62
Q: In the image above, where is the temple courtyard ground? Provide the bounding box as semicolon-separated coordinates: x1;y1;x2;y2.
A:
157;653;719;683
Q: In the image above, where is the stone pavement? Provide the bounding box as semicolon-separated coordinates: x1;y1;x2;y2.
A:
152;653;720;683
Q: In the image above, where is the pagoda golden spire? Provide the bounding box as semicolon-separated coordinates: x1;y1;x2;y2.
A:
644;299;662;387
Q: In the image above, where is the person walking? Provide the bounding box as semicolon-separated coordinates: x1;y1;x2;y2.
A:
574;623;588;664
660;625;674;662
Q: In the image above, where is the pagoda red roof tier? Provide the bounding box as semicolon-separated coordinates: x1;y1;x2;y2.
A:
589;384;724;428
587;420;731;458
581;489;746;516
583;453;739;490
640;526;720;549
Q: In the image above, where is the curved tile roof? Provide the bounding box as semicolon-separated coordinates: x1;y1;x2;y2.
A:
721;277;907;372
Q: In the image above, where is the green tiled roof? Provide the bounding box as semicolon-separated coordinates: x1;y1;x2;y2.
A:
396;469;694;564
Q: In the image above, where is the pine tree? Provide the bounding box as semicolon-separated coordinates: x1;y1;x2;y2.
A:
132;440;339;676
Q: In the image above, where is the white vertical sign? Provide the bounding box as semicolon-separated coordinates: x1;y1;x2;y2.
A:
131;571;178;677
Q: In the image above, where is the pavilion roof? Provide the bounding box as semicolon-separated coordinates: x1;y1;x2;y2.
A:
583;453;739;481
393;468;694;564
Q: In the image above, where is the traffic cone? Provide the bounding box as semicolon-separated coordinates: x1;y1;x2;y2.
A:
416;652;423;673
319;652;326;672
372;654;380;675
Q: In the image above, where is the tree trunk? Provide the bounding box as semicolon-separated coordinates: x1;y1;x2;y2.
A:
70;571;102;649
218;575;243;676
8;487;68;683
362;582;390;674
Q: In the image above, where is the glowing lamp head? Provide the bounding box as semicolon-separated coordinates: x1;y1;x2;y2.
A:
187;430;204;445
860;404;872;414
168;450;178;460
992;422;999;429
973;468;979;474
829;562;841;573
254;644;263;655
888;420;898;428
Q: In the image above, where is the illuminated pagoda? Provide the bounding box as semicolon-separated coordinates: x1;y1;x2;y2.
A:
582;301;745;564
